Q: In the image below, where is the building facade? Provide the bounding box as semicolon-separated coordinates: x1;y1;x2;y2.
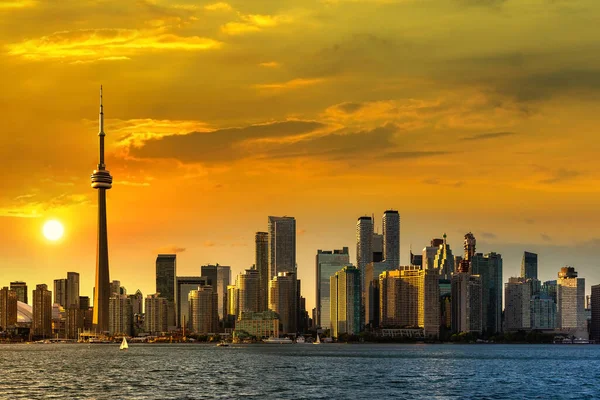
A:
200;264;231;323
237;269;260;318
176;277;208;329
156;254;176;328
382;210;400;269
521;251;538;280
255;232;269;312
269;272;297;334
0;287;17;330
471;252;503;334
356;216;374;296
108;295;132;336
365;261;389;329
32;284;52;338
590;285;600;343
268;216;296;279
557;267;586;335
189;286;218;334
315;247;350;329
9;282;27;304
235;310;279;338
432;234;454;280
330;266;361;338
145;293;168;334
530;294;556;330
504;277;531;331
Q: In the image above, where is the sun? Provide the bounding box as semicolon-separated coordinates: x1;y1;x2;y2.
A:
43;220;64;241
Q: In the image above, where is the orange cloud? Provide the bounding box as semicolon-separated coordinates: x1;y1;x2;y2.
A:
254;78;325;91
0;0;35;9
221;13;292;35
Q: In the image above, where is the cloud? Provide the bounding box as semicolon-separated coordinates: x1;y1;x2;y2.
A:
259;61;281;68
7;28;222;61
203;241;216;247
0;193;88;218
541;233;552;242
221;13;292;35
155;245;186;254
204;2;232;11
0;0;35;9
481;232;498;240
539;168;581;185
460;132;517;141
254;78;325;91
423;179;464;187
120;180;151;187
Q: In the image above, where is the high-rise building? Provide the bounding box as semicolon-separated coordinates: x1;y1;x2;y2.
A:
110;280;123;296
432;234;454;280
32;284;52;338
200;264;231;322
590;285;600;343
382;210;400;269
521;251;538;280
66;272;80;309
255;232;269;312
315;248;350;329
227;285;239;323
420;268;440;338
504;277;531;331
410;250;423;268
422;237;443;271
65;307;83;340
237;269;260;318
189;286;218;334
372;233;383;263
175;277;208;329
10;281;27;304
235;310;280;339
54;279;67;307
365;261;389;329
471;252;503;334
379;269;420;328
129;289;143;315
330;266;361;338
557;267;586;335
145;294;168;335
91;87;113;333
530;294;556;330
269;272;297;334
268;216;296;279
451;236;482;335
0;287;17;330
356;216;374;296
108;295;132;336
156;254;176;328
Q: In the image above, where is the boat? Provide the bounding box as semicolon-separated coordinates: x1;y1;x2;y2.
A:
313;334;321;345
296;336;306;344
217;341;229;347
120;337;129;351
263;337;293;344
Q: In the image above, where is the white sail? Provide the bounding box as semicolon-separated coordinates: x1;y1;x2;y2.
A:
314;334;321;344
120;337;129;350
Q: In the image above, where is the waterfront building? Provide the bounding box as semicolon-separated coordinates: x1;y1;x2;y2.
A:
176;277;208;329
357;216;374;296
145;294;168;335
420;268;440;338
65;307;83;339
268;216;296;279
189;286;218;334
110;280;124;296
156;254;176;328
54;279;67;307
521;251;538;280
557;267;586;335
227;285;238;324
330;266;361;338
255;232;269;312
432;234;454;280
235;310;280;338
200;264;231;323
237;269;260;318
9;282;27;304
129;289;143;316
382;210;400;269
530;294;556;330
471;252;503;334
504;277;531;331
542;280;557;303
372;233;384;262
108;295;132;336
365;261;389;329
32;284;52;338
91;87;113;333
269;272;297;334
591;285;600;343
451;271;483;334
0;287;17;330
315;248;350;329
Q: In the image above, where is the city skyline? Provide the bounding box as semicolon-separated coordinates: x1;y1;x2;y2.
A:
4;1;600;314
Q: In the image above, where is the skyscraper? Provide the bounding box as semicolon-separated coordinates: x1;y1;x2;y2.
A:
236;269;260;318
330;266;361;338
471;252;503;335
91;87;113;333
175;277;208;328
268;216;296;278
0;287;17;330
315;248;350;329
54;279;67;307
382;210;400;269
504;277;531;331
356;216;374;296
255;232;269;311
590;285;600;343
9;281;27;304
557;266;586;335
32;284;52;338
450;234;483;334
372;233;383;262
530;294;556;330
108;295;132;336
66;272;80;309
145;294;168;335
200;264;231;323
432;234;454;280
521;251;538;280
156;254;176;327
365;261;389;329
189;286;218;334
269;272;297;334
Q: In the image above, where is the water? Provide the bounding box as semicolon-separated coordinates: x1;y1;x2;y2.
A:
1;343;599;399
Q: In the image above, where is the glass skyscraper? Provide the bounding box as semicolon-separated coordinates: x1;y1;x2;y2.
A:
521;251;538;280
471;252;503;334
268;216;296;279
315;248;350;329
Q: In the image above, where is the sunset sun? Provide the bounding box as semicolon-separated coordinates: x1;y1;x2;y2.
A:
42;220;64;241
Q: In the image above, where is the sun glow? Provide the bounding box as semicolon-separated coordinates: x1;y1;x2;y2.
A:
43;220;64;241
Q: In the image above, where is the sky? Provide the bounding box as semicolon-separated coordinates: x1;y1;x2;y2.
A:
2;0;600;312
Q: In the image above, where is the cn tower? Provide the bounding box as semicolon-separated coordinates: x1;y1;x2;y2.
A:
91;86;112;332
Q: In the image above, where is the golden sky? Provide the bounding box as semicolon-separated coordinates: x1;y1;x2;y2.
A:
2;0;600;311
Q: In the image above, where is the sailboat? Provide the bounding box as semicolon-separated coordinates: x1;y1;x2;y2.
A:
313;334;321;345
120;337;129;351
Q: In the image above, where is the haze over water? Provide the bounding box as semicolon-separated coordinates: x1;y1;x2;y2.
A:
2;344;599;399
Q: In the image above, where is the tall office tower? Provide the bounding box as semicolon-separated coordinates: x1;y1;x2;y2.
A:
129;289;143;315
530;294;556;330
410;250;423;268
91;87;113;333
0;287;17;329
227;285;239;323
269;272;297;334
65;272;80;309
32;284;52;338
433;234;454;280
145;294;168;334
420;268;440;338
175;277;208;329
379;269;419;328
590;285;600;342
521;251;538;280
463;232;476;261
108;295;132;336
65;307;83;339
357;216;374;297
557;266;586;334
451;256;483;334
268;216;297;279
156;254;176;328
237;269;260;318
189;286;218;334
471;252;503;335
504;277;531;331
9;282;27;304
201;264;231;323
542;280;558;303
422;238;442;270
365;261;389;329
315;248;350;329
382;210;400;269
372;233;384;262
330;266;361;338
255;232;269;311
54;279;67;307
110;280;122;296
